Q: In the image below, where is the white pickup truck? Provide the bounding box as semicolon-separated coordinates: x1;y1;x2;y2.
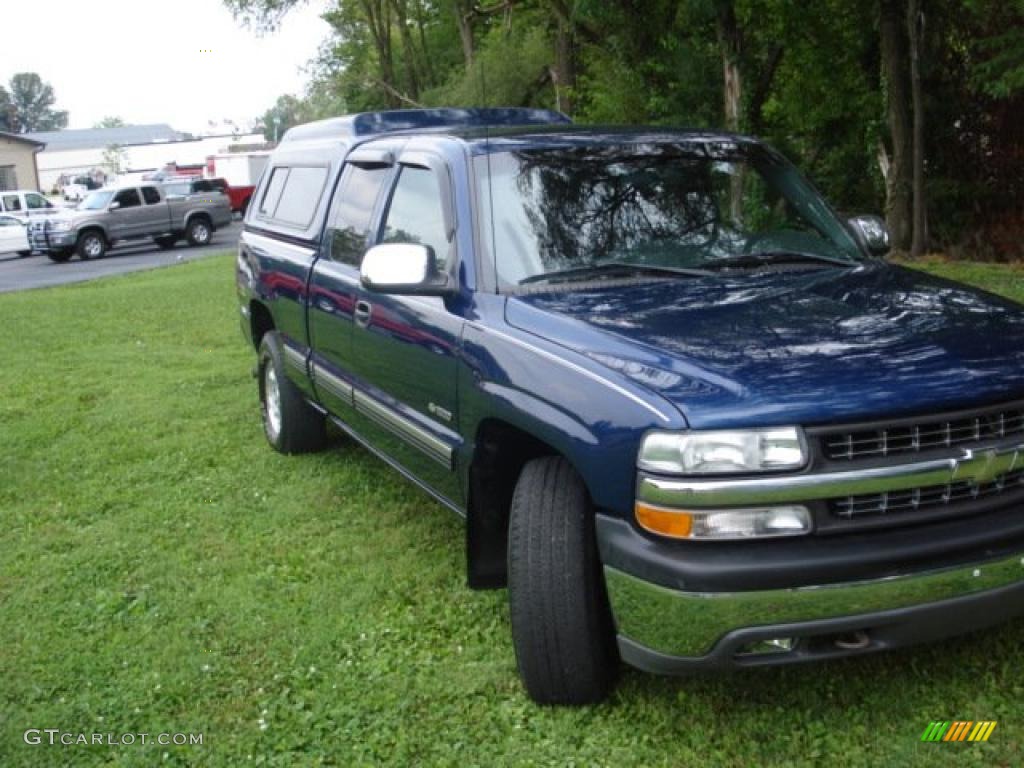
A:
29;182;232;262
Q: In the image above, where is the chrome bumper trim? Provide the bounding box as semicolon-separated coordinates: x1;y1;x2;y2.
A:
638;439;1024;508
604;550;1024;658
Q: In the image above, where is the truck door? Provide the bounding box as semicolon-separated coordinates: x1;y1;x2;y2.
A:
345;154;463;503
307;153;393;417
140;186;169;233
108;188;146;238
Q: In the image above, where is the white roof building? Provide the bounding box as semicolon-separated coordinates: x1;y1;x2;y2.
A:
25;124;266;190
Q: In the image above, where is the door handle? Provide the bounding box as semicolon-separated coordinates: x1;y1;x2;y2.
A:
354;299;372;328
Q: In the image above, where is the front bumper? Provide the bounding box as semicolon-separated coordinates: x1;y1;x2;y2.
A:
28;227;75;251
605;546;1024;672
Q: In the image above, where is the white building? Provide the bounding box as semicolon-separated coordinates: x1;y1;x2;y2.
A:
24;124;267;192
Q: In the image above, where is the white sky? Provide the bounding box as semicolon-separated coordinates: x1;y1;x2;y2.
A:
1;0;331;134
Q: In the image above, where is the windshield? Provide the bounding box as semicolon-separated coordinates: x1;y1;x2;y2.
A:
475;143;863;289
79;190;114;210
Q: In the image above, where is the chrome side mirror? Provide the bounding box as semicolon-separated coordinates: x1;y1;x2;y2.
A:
360;242;453;296
108;202;122;211
847;214;890;256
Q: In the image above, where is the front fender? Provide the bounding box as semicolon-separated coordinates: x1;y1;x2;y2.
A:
458;320;685;517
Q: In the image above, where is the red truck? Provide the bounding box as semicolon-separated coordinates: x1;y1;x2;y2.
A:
205;153;271;217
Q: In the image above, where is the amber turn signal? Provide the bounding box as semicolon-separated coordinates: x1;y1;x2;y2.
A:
635;502;693;539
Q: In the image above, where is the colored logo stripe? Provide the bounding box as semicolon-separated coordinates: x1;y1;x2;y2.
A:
921;721;996;742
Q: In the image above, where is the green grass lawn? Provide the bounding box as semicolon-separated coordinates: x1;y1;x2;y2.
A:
2;255;1023;767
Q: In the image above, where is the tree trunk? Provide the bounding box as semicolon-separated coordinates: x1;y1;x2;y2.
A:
880;0;913;252
716;2;744;223
716;1;743;133
552;16;577;114
388;0;421;101
361;0;398;107
452;0;475;67
907;0;927;257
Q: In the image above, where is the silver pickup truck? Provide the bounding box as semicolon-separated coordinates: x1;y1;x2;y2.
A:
28;182;232;262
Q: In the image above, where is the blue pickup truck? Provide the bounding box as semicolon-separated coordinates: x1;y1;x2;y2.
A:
236;108;1024;704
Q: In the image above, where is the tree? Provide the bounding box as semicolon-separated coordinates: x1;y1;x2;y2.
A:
226;0;1024;260
102;144;127;175
5;73;68;133
94;116;126;129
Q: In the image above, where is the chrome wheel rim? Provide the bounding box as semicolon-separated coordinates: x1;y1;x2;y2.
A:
84;236;102;257
193;223;210;244
264;365;282;441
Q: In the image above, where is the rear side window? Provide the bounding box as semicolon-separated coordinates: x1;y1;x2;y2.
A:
142;187;161;205
273;167;328;228
381;166;449;264
327;164;389;266
114;189;142;208
3;194;22;211
259;168;289;216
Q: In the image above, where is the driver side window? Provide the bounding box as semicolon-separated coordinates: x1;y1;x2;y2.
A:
380;166;449;266
114;189;142;208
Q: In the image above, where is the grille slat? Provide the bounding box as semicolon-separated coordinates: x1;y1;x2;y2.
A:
823;404;1024;462
830;469;1024;519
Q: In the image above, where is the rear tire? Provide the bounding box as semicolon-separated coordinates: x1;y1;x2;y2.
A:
17;250;31;257
507;456;619;705
186;216;212;247
257;331;326;454
76;231;106;260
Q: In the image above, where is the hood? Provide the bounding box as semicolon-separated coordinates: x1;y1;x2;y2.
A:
505;263;1024;429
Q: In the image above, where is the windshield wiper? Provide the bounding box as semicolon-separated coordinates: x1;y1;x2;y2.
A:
520;261;712;286
705;250;855;271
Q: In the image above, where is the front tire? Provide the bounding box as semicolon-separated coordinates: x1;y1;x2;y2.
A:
17;250;31;257
77;231;106;260
47;248;74;263
258;332;326;454
507;456;619;705
186;216;212;247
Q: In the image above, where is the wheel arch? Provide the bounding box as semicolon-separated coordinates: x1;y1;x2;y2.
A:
249;299;275;350
466;417;591;590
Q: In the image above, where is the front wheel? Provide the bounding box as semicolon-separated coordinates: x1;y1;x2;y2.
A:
47;249;73;263
77;231;106;260
186;217;212;247
258;332;326;454
17;250;31;258
507;456;619;705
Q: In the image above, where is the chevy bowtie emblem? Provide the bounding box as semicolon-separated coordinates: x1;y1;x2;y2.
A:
951;445;1022;485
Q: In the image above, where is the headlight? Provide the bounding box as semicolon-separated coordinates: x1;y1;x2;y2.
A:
635;502;812;540
638;427;807;475
49;220;72;231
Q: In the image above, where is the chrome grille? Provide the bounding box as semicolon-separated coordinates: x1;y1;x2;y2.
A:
830;468;1024;519
823;405;1024;461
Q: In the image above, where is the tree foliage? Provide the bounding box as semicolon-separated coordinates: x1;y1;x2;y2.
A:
2;73;69;133
232;0;1024;259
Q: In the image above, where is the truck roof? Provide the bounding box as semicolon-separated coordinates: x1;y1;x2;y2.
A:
278;107;760;158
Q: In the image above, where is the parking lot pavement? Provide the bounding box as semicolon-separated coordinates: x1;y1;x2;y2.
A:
0;222;241;294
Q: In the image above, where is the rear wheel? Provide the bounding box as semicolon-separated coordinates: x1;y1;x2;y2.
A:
17;250;31;257
507;456;619;705
76;231;106;260
154;235;178;250
186;217;212;247
258;332;326;454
